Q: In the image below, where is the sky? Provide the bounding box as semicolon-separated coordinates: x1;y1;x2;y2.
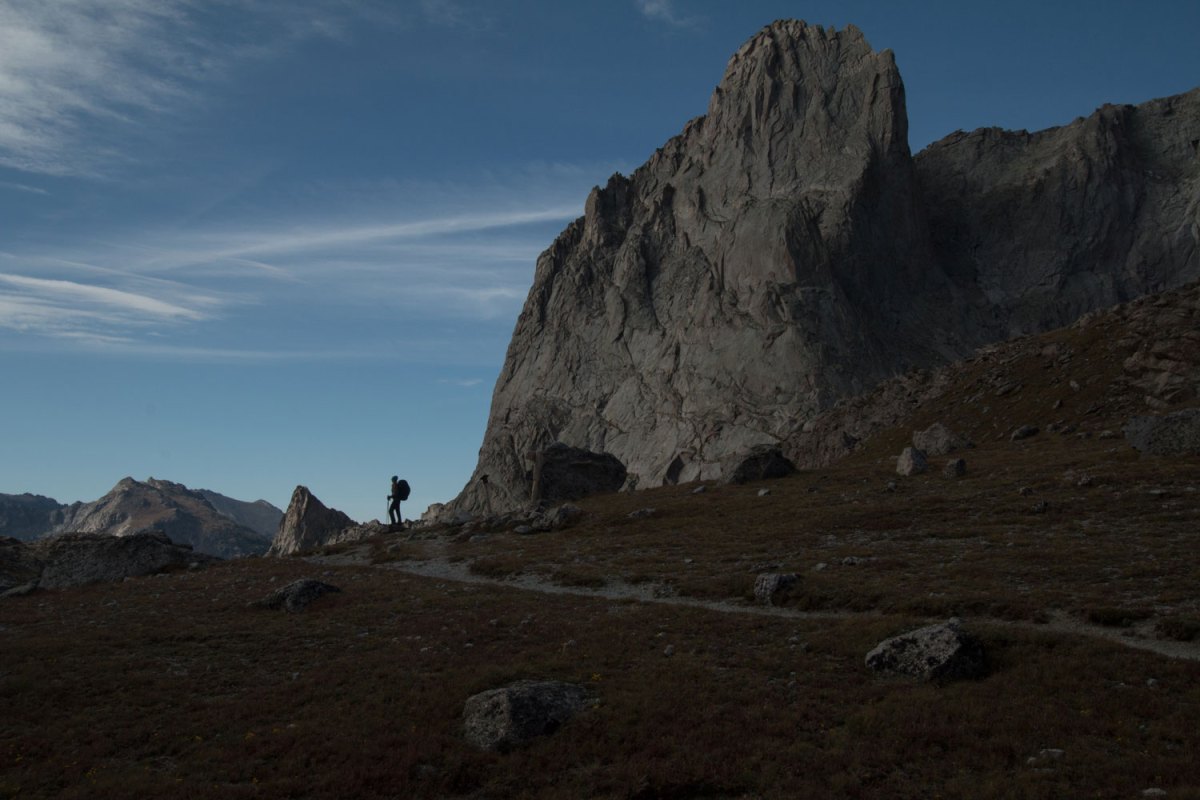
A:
2;0;1199;525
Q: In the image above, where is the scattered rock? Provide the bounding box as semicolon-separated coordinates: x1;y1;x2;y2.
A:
627;508;656;520
1018;486;1034;497
462;680;588;752
757;488;772;497
663;644;675;657
1142;790;1167;798
1010;425;1040;441
513;525;535;535
0;582;37;599
541;503;584;530
913;422;974;456
1098;429;1119;440
865;619;987;682
725;445;796;485
753;573;799;605
1027;748;1066;768
1124;408;1200;456
896;447;928;476
254;579;341;613
943;458;967;478
691;485;708;495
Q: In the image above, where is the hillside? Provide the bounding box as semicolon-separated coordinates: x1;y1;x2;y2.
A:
3;282;1198;798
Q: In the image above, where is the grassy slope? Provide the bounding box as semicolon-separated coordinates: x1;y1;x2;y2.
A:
3;285;1200;799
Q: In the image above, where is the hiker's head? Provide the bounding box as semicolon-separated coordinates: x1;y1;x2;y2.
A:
391;475;398;482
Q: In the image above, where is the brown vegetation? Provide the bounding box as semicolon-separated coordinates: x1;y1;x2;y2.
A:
3;289;1200;797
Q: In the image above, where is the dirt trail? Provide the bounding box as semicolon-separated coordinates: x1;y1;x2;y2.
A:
307;544;1200;663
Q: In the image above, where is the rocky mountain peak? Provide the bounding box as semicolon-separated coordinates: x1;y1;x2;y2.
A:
442;21;1199;520
266;486;356;557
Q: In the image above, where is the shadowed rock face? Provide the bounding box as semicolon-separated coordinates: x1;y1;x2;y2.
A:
445;20;1200;518
266;486;357;557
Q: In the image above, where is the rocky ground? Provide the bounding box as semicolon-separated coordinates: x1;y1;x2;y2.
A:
2;285;1199;798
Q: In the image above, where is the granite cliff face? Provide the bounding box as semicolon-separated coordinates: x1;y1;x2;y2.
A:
266;486;358;557
448;20;1200;516
48;478;271;558
917;88;1200;338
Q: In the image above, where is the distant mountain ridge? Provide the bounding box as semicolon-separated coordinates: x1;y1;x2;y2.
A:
445;19;1200;517
0;480;282;559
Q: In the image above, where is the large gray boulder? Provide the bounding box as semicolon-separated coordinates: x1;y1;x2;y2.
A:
1124;409;1200;456
462;680;589;751
0;536;44;593
253;578;341;613
865;619;987;682
29;531;215;590
530;444;627;505
896;447;928;476
267;486;357;556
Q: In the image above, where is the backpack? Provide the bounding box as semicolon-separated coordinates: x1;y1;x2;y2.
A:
396;479;411;501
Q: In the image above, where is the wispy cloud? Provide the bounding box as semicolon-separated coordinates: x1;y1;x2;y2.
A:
0;179;49;195
0;1;412;176
0;273;207;321
635;0;698;29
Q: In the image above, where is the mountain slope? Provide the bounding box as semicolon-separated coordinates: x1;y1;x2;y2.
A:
50;478;270;558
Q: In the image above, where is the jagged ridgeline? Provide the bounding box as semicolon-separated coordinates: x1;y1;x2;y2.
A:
446;20;1200;517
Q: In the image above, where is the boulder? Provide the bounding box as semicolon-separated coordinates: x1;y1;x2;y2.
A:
462;680;589;751
30;531;215;590
753;573;799;605
0;536;43;594
896;447;928;476
254;578;341;613
267;486;357;557
725;446;796;485
1124;408;1200;456
530;444;627;505
943;458;967;478
1010;425;1040;441
539;503;584;531
913;423;973;456
865;619;987;682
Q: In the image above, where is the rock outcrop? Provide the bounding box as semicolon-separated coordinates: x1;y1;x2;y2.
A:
1124;408;1200;455
0;531;216;593
267;486;359;557
445;20;1200;517
462;680;589;752
865;619;987;682
253;578;341;613
46;478;271;558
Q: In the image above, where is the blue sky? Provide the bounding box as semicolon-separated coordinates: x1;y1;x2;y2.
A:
3;0;1199;524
